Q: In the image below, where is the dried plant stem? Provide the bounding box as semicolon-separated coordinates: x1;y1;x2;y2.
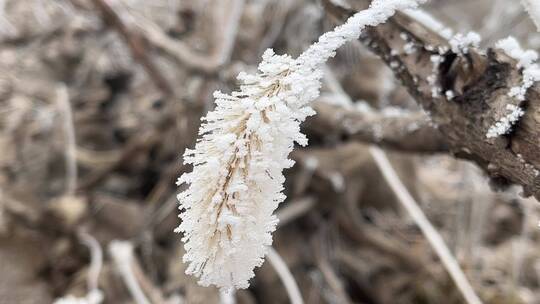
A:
217;0;245;67
369;146;482;304
79;231;103;292
512;197;535;286
109;241;151;304
56;84;77;195
266;247;304;304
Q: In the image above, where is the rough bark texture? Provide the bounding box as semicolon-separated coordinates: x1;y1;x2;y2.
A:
324;0;540;200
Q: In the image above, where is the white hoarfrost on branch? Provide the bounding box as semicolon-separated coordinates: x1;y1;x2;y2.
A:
485;36;540;139
176;0;425;290
486;104;525;138
496;37;540;101
449;32;481;55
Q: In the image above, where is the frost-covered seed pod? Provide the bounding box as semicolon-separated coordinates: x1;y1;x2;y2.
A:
176;0;425;290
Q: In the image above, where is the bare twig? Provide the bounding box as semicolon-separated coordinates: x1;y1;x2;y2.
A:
308;100;448;153
267;247;304;304
369;146;482;304
109;240;151;304
56;84;77;195
131;255;168;304
79;231;103;293
316;258;351;304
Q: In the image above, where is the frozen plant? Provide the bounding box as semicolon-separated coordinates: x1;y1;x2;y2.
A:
176;0;425;290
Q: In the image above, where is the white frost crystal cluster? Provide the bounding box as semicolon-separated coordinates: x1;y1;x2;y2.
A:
484;37;540;139
483;36;540;139
176;0;425;290
449;32;481;55
486;104;525;138
496;37;540;101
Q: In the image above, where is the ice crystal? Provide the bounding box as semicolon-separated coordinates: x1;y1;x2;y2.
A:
486;104;525;138
496;37;540;101
449;32;481;55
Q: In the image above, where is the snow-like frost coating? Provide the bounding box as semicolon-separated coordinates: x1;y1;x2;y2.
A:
176;0;425;290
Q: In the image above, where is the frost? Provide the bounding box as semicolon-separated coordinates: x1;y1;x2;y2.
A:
496;37;538;68
486;104;525;138
449;32;481;55
176;0;425;290
403;42;416;54
496;36;540;101
486;38;538;138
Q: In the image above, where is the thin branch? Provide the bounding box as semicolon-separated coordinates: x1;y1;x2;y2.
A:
308;100;448;153
304;69;447;153
109;240;151;304
56;84;77;195
323;62;481;303
266;247;304;304
79;231;103;293
369;146;482;304
316;258;351;304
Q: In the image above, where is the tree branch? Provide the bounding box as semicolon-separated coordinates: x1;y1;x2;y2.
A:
306;100;448;153
323;0;540;199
